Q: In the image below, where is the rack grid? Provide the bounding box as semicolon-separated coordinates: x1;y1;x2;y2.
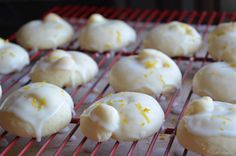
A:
0;5;234;156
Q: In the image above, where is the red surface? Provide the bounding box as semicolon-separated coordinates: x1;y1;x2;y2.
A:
0;5;233;156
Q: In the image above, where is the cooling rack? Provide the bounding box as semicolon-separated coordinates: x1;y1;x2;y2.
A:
0;5;235;156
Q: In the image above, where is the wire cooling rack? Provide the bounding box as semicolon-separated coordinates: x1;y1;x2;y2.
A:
0;5;235;156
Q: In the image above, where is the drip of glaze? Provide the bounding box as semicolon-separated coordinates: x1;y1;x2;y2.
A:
34;103;63;142
0;83;74;142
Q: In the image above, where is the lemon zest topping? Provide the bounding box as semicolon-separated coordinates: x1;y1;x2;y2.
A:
163;62;170;68
9;52;15;57
144;73;148;78
122;118;129;125
1;52;7;59
105;93;113;97
211;115;231;121
141;122;145;127
230;63;236;69
54;50;61;53
49;55;61;61
143;108;150;112
107;99;126;106
104;43;111;50
144;70;154;78
31;96;47;111
185;28;193;35
159;75;165;85
222;121;227;125
145;60;158;69
120;103;126;108
219;127;224;131
1;51;15;58
31;98;37;107
214;29;226;36
115;99;125;103
116;31;122;44
107;100;114;106
94;101;102;107
135;103;151;123
23;86;31;91
180;23;193;35
139;51;148;59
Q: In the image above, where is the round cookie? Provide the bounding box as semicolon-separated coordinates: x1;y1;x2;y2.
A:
80;92;164;142
78;14;136;52
193;62;236;103
109;49;182;96
0;38;29;74
208;22;236;63
30;49;98;88
0;82;74;141
177;96;236;156
16;13;74;50
143;21;202;57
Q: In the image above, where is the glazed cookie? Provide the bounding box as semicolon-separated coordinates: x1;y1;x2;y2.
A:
109;49;182;96
78;14;136;52
16;13;74;50
143;21;202;57
0;82;74;141
0;38;29;74
30;49;98;88
177;96;236;156
208;22;236;62
193;62;236;103
80;92;164;142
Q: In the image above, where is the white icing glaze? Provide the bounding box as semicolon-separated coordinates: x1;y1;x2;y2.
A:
184;98;236;137
89;104;120;131
78;14;136;52
0;38;29;74
193;62;236;103
143;21;202;57
30;49;98;87
80;92;164;141
109;49;182;96
0;82;74;141
16;13;74;49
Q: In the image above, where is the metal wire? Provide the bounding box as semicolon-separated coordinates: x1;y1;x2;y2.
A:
0;5;232;156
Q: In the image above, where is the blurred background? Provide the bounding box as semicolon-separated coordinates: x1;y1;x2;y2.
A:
0;0;235;37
